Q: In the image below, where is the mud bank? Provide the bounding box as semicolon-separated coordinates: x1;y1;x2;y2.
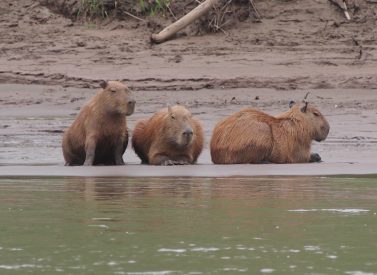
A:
1;0;377;90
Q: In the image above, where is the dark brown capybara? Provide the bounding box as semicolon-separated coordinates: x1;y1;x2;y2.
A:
62;80;135;166
210;98;330;164
132;105;204;165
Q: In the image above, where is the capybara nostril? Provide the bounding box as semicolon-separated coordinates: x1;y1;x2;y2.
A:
183;129;193;136
182;129;194;137
128;99;136;105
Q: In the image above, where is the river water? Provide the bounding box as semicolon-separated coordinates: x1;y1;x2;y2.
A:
0;176;376;274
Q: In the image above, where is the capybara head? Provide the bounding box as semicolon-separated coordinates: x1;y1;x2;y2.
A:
289;101;330;142
99;80;135;116
162;105;195;148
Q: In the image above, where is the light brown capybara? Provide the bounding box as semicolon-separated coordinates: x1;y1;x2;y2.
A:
132;105;204;165
210;100;330;164
62;80;135;166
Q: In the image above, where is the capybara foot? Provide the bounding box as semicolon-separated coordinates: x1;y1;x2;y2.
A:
115;159;125;165
162;159;190;166
309;153;322;163
176;160;190;165
83;160;93;166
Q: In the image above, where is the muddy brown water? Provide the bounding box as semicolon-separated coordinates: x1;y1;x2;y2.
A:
0;176;377;274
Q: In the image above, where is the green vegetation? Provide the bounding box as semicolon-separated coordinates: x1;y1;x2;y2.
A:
77;0;172;19
140;0;171;16
77;0;110;19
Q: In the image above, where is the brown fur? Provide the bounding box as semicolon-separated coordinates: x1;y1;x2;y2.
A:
62;80;135;166
132;105;204;165
210;102;330;164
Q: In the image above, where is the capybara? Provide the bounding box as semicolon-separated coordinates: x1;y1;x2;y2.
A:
62;80;135;166
132;105;204;165
210;100;330;164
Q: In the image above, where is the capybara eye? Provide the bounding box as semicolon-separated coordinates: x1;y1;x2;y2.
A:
111;89;116;93
171;115;175;120
313;112;320;117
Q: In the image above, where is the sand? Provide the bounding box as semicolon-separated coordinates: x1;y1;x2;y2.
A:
0;0;376;177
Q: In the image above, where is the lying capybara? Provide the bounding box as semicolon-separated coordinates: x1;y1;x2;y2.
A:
210;100;330;164
62;80;135;166
132;105;204;165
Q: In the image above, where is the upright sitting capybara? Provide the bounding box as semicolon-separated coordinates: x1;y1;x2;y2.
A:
62;80;135;166
132;105;204;165
210;99;330;164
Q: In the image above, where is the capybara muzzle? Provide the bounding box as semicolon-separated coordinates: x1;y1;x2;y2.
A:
126;99;136;116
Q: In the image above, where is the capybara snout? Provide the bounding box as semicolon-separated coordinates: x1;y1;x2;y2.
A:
315;119;330;142
126;99;136;116
183;127;194;140
174;120;194;147
180;126;194;147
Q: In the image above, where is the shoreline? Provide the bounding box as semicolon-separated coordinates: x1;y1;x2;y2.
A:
1;163;376;178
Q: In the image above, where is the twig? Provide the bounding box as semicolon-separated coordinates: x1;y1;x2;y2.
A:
26;2;40;11
328;0;351;20
250;0;262;21
218;27;228;35
342;0;351;20
167;5;177;20
123;11;145;21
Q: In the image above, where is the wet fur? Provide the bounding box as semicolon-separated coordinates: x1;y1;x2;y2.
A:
210;102;330;164
62;81;135;166
132;105;204;165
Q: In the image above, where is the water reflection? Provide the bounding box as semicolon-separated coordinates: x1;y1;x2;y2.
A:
62;176;368;208
0;176;376;274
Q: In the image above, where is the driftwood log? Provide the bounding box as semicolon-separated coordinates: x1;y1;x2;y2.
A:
151;0;221;44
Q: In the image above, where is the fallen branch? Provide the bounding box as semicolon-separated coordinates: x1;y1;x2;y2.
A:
151;0;221;44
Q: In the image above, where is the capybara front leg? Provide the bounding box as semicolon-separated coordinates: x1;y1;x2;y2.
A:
83;136;96;166
309;153;322;163
114;141;125;165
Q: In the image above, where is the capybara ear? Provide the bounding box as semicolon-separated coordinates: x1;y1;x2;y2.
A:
301;101;309;113
99;80;108;89
289;100;295;108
